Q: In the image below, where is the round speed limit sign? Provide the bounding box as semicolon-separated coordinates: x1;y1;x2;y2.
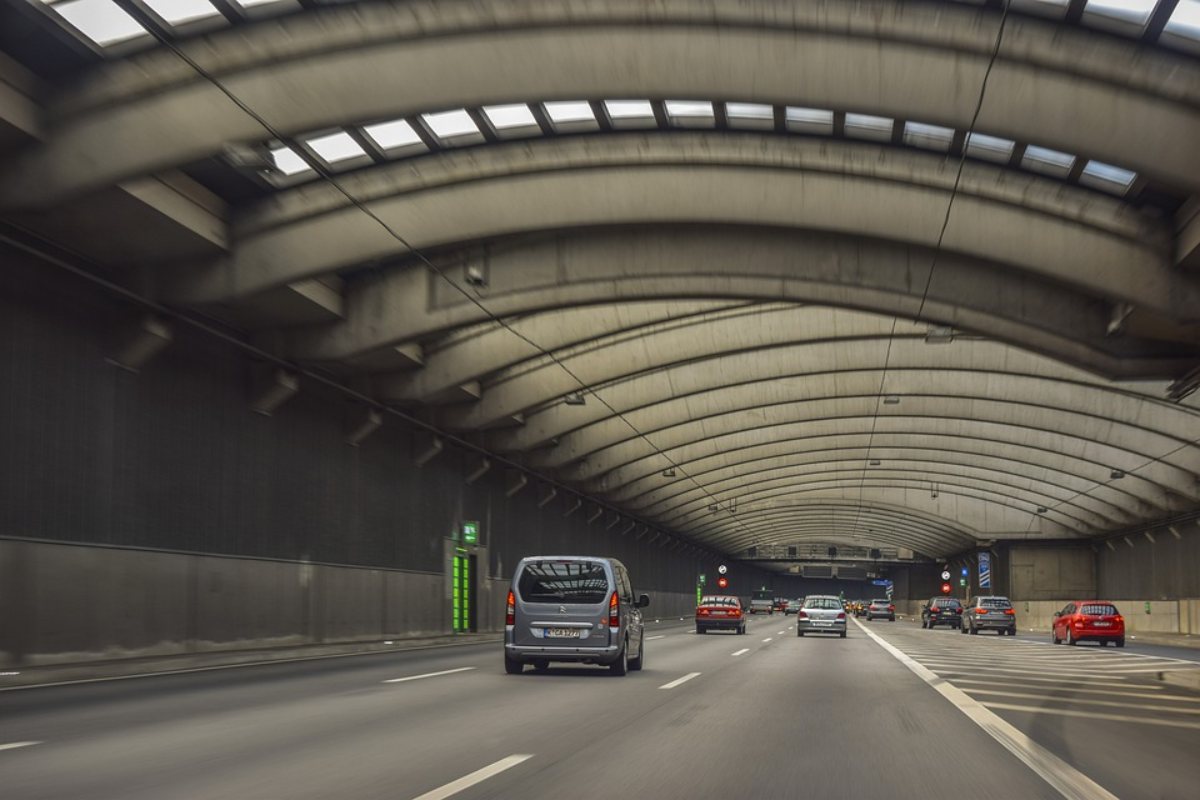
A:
940;570;951;581
718;564;728;575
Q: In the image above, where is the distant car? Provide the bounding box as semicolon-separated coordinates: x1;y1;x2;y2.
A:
774;598;789;613
921;597;963;629
504;556;649;675
852;601;867;618
696;595;746;635
1053;601;1125;647
796;595;847;637
962;595;1017;635
784;599;803;615
749;589;774;615
866;599;895;621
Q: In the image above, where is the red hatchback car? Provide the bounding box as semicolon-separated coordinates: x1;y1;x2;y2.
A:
1052;601;1125;647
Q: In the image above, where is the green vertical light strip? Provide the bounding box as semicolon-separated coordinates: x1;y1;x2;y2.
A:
452;556;464;632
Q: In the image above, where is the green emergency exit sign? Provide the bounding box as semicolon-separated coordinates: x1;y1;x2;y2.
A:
463;521;479;544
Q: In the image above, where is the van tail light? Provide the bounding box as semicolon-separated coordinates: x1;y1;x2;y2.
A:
505;590;515;626
609;591;620;629
1004;609;1015;616
837;612;846;620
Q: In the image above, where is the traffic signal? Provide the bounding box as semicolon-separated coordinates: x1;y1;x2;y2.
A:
940;582;952;595
717;576;729;590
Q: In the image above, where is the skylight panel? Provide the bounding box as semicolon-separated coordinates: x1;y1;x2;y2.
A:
305;131;366;164
543;101;594;124
1021;145;1076;178
1164;0;1200;40
238;0;289;6
902;121;954;151
142;0;220;25
51;0;148;46
270;145;312;177
844;113;893;142
482;104;537;130
1079;160;1137;193
362;119;423;151
725;102;774;130
421;109;479;140
1083;0;1157;27
964;132;1016;163
664;100;715;128
785;107;833;135
604;100;654;120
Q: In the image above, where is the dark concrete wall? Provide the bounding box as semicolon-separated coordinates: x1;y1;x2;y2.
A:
1098;522;1200;600
0;255;740;666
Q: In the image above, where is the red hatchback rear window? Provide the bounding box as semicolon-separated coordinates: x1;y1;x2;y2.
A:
1080;604;1119;616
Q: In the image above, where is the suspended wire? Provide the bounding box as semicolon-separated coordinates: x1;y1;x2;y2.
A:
100;4;757;550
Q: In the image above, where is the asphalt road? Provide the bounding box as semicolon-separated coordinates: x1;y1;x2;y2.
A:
1;615;1197;800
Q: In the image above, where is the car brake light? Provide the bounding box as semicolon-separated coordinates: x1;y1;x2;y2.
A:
1004;609;1015;615
975;608;986;614
798;611;808;619
1114;615;1124;623
888;605;895;612
505;590;515;626
730;608;742;618
954;608;962;613
609;591;620;629
698;608;710;616
837;612;846;620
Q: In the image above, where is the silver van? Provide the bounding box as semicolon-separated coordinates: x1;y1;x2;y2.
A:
504;556;649;675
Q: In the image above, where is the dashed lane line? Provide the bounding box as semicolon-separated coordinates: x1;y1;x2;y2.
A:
731;648;750;657
762;638;773;643
0;742;41;753
410;754;534;800
853;617;1118;800
383;667;476;684
659;672;701;690
645;635;666;641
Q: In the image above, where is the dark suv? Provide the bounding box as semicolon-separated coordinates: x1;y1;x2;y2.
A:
921;597;963;629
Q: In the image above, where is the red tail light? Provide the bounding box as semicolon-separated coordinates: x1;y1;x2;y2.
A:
505;590;515;626
1115;615;1124;623
798;611;808;619
888;605;895;612
837;612;846;620
730;608;742;618
1004;609;1015;616
609;591;620;629
954;608;962;614
975;608;986;614
698;608;710;616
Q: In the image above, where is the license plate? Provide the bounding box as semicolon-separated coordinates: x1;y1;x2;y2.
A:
546;628;580;638
1094;621;1111;627
814;621;832;626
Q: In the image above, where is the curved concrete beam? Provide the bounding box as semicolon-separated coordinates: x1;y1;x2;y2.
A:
8;0;1199;206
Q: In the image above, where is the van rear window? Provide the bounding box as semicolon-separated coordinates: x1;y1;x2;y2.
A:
517;561;609;604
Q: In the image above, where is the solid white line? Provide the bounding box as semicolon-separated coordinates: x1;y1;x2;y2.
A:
762;638;773;643
852;618;1118;800
951;679;1181;701
731;648;750;657
980;702;1200;731
410;754;533;800
646;635;666;641
0;742;41;752
659;672;701;689
383;667;476;684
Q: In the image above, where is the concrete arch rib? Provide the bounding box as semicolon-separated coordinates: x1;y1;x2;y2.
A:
374;300;742;402
638;457;1138;526
288;226;1187;381
8;0;1199;206
164;138;1185;324
617;441;1161;516
583;414;1199;509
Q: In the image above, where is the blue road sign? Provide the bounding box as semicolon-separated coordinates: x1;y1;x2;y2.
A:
978;552;991;589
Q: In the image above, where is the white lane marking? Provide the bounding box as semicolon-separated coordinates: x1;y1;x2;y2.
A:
927;672;1153;691
762;638;773;643
646;635;666;641
951;679;1182;701
980;702;1200;731
852;618;1118;800
0;742;41;752
778;631;786;635
383;667;476;684
962;688;1200;714
410;754;534;800
731;648;750;657
659;672;701;690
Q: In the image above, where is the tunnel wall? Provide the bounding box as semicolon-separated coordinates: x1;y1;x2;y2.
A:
0;256;722;667
1097;522;1200;600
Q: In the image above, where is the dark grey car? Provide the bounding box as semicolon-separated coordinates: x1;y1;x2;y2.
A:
505;556;649;675
962;595;1017;635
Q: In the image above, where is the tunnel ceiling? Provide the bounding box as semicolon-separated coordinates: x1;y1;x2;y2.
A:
2;0;1200;566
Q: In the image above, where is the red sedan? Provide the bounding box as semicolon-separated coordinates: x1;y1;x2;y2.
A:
1052;601;1125;647
696;595;746;635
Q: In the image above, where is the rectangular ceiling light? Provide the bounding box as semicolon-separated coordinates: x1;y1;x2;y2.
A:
844;113;894;142
142;0;221;25
1084;0;1157;27
1164;0;1200;44
362;119;424;151
269;145;312;176
725;102;774;130
50;0;149;46
543;101;594;124
785;107;834;135
1021;144;1076;178
421;109;479;140
1079;160;1137;194
603;99;658;130
305;131;367;164
482;104;538;130
664;100;715;128
964;132;1015;163
902;121;954;151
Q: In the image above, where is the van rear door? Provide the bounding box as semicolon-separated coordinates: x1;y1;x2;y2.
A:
512;559;612;648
